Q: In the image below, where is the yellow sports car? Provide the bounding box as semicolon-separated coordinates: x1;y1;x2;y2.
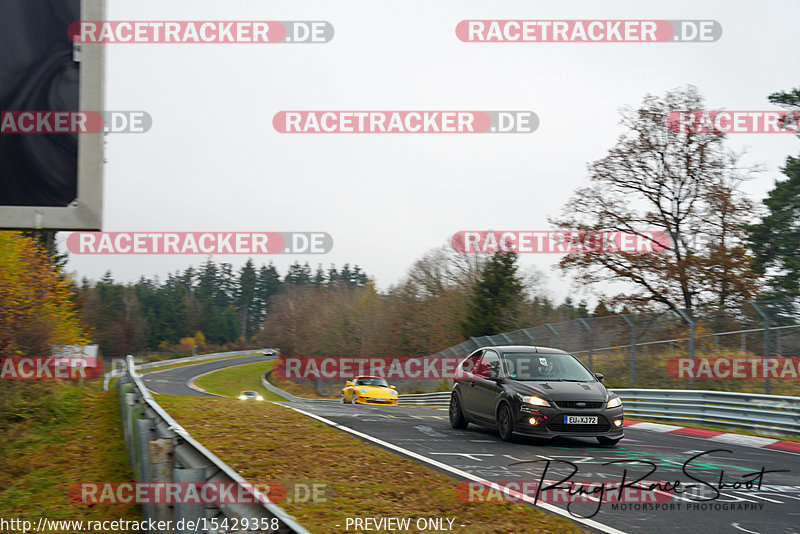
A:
342;376;398;405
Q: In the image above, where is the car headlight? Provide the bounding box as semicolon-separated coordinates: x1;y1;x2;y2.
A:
521;395;550;407
391;390;397;396
607;397;622;408
238;395;246;400
256;396;264;401
360;389;367;394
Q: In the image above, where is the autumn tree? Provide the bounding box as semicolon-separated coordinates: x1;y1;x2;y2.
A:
0;232;89;358
551;86;761;316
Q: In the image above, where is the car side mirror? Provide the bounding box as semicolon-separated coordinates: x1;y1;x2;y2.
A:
390;385;396;389
487;371;504;383
594;373;604;382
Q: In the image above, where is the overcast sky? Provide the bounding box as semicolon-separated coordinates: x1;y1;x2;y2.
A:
61;0;800;304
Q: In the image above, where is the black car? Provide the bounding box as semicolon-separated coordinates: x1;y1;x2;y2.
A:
449;345;624;445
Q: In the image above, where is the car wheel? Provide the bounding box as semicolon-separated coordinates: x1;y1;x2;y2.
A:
597;436;621;446
449;393;468;429
351;394;357;404
497;403;514;442
342;393;347;404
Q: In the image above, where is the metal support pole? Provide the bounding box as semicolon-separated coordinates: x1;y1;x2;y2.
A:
621;315;636;386
578;318;593;371
545;324;560;349
751;302;771;394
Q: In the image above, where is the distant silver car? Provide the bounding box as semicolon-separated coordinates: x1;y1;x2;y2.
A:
237;390;263;401
262;349;278;359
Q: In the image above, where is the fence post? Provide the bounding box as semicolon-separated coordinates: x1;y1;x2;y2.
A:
621;315;636;387
578;318;593;371
750;302;771;394
545;324;560;349
522;328;536;345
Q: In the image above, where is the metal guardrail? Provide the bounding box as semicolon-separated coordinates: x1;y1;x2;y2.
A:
396;389;800;437
105;349;270;391
118;355;309;534
397;392;451;406
261;372;338;403
614;389;800;438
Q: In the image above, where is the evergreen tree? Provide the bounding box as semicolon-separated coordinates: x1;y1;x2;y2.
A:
746;155;800;298
459;253;525;338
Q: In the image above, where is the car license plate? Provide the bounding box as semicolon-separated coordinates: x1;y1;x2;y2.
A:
564;415;598;424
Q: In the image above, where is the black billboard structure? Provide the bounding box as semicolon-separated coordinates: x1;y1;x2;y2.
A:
0;0;105;230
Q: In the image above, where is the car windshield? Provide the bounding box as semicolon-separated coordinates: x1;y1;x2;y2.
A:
355;377;389;387
500;352;595;382
242;391;257;397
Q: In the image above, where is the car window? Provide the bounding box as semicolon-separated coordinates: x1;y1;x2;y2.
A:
459;351;483;375
474;350;501;378
501;352;595;381
355;377;389;387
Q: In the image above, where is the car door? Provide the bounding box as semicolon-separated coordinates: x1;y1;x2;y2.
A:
471;349;504;422
457;350;483;418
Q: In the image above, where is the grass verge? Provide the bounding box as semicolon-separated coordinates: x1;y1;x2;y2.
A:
156;395;586;534
0;380;140;524
194;360;285;401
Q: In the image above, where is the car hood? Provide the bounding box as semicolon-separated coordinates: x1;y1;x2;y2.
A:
358;386;394;396
508;380;608;402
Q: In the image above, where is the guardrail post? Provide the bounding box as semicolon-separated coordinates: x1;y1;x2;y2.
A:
621;315;636;387
174;469;206;534
150;438;174;533
578;318;593;370
136;418;157;529
751;302;771;394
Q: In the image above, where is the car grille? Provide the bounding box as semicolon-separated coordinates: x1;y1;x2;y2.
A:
554;401;604;409
548;418;611;433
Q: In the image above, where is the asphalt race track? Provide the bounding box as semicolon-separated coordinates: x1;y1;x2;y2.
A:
141;357;800;534
140;354;264;396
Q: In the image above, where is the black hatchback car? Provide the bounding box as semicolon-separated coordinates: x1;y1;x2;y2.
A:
449;346;624;445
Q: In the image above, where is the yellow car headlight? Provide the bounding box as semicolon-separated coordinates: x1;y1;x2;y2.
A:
607;397;622;408
521;395;550;407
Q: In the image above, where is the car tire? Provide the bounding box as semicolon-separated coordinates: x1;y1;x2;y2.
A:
449;393;468;429
342;393;347;404
351;394;357;404
497;403;515;442
597;436;621;446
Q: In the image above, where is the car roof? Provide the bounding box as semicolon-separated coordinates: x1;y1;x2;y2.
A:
477;345;568;355
354;375;386;380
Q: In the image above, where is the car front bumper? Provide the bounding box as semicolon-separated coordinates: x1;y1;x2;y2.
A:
512;403;624;438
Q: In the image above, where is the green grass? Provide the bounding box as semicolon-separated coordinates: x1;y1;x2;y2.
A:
156;395;587;534
0;381;140;524
193;360;285;401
